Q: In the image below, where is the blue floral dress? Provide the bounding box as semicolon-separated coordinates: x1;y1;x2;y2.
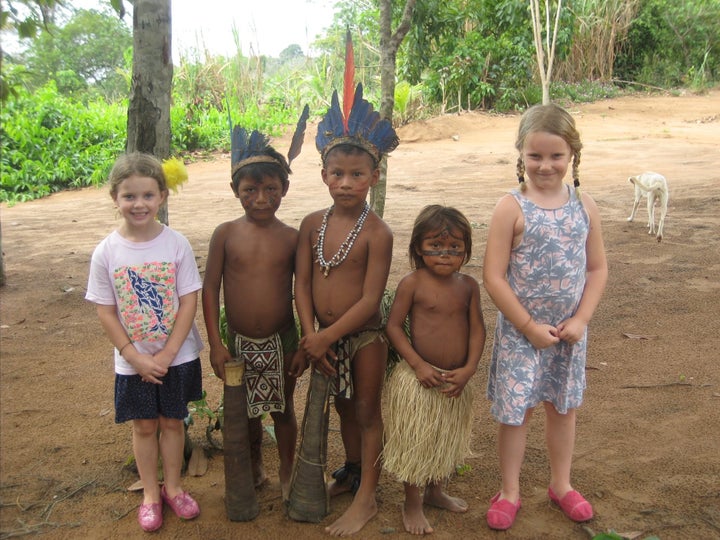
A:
487;185;589;426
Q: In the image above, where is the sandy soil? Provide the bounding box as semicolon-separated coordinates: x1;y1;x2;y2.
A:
1;90;719;540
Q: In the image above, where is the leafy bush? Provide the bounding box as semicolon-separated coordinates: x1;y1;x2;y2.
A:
401;0;542;112
614;0;720;89
0;82;126;203
393;81;425;125
550;80;621;104
1;46;315;203
170;101;228;154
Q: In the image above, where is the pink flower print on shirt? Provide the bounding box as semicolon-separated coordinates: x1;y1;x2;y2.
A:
114;262;177;342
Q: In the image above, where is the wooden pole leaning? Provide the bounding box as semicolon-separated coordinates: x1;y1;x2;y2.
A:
223;360;260;521
286;366;332;522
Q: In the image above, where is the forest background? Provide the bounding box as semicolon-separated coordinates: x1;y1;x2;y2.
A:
1;0;719;205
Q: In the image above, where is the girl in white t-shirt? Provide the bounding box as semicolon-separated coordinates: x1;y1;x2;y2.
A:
86;153;203;532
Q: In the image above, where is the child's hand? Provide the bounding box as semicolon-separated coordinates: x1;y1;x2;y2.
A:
288;349;309;378
414;361;445;389
209;345;233;381
300;333;337;378
152;349;176;370
524;321;561;349
439;366;474;398
557;317;586;345
131;352;168;384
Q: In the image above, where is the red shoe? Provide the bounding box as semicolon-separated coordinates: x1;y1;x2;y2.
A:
548;487;593;522
137;502;163;532
486;492;521;530
161;485;200;520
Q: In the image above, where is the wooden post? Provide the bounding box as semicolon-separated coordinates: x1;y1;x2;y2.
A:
286;367;332;522
223;360;259;521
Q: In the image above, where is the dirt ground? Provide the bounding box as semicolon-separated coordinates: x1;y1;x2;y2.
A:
1;90;719;540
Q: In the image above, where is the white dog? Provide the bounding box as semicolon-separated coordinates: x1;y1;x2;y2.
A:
627;172;668;242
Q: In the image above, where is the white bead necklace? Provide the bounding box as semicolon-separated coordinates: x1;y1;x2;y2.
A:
314;202;370;277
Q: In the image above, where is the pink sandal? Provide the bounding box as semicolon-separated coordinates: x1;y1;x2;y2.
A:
137;502;163;532
486;492;521;530
548;487;593;522
161;485;200;520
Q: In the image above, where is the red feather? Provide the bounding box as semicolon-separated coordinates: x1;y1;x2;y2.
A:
342;28;355;133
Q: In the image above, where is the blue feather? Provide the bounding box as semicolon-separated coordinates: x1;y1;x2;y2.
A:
347;84;376;138
248;130;269;155
371;120;399;154
316;90;345;153
231;125;273;172
288;104;310;165
231;126;248;166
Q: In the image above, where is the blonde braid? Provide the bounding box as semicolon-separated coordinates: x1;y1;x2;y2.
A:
516;157;527;192
572;152;583;207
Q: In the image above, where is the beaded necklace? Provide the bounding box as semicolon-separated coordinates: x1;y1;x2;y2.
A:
314;202;370;277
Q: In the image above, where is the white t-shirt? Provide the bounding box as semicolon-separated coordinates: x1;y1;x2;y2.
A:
86;225;204;375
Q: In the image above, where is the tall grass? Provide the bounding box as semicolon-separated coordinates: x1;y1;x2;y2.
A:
557;0;640;82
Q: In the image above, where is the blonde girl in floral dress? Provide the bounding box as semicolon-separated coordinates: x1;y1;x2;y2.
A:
483;104;608;530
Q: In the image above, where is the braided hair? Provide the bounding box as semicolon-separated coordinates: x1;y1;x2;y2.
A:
514;103;583;203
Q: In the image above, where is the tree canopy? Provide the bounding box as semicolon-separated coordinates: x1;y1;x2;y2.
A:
22;7;132;100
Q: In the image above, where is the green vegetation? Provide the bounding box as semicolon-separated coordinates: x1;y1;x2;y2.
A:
1;1;717;204
1;82;126;202
614;0;719;91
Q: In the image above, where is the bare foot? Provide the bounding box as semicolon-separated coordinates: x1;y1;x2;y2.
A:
327;462;360;497
402;500;434;535
423;490;468;513
328;479;352;497
324;496;377;536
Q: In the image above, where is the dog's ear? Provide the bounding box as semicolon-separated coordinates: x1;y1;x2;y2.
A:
628;176;636;184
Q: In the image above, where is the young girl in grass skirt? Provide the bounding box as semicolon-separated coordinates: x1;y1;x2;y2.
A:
384;205;486;535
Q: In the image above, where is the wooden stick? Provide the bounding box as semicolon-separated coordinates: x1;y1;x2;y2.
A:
223;360;259;521
286;366;332;522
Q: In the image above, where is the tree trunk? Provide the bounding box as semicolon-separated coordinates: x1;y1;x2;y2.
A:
126;0;173;224
0;220;5;287
371;0;416;218
530;0;563;105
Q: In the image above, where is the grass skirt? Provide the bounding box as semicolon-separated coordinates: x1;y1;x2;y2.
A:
382;360;474;486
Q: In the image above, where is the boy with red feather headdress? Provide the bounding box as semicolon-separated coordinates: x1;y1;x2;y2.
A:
288;30;399;536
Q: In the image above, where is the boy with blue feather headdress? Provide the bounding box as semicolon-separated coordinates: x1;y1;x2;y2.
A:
288;30;399;536
202;105;309;509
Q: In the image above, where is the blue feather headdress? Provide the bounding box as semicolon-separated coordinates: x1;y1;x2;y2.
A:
231;104;310;177
316;31;399;165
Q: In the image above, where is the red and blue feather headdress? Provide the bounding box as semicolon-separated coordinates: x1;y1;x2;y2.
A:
316;30;399;165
